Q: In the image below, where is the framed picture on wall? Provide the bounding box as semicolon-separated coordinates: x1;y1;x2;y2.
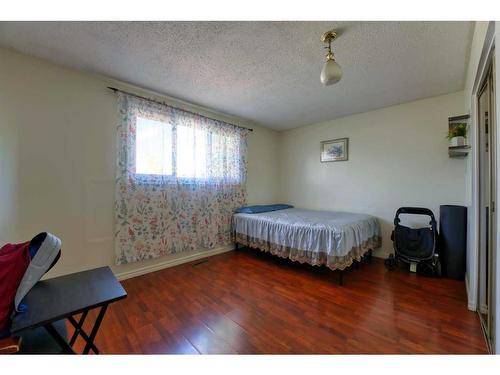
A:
320;138;349;162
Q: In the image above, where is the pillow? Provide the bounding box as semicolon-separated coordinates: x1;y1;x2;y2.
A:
235;204;293;214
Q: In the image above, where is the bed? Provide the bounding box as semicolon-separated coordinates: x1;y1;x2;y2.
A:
232;206;382;283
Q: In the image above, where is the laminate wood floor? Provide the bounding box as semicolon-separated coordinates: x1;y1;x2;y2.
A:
71;248;487;354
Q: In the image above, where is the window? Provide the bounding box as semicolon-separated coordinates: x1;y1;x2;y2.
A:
176;125;208;179
115;93;249;264
134;116;241;181
135;118;173;175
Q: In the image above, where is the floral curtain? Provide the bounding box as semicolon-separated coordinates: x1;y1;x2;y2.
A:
115;93;250;264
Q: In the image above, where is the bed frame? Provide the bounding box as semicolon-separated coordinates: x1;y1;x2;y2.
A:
234;241;373;286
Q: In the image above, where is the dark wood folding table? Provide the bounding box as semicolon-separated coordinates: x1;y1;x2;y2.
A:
10;266;127;354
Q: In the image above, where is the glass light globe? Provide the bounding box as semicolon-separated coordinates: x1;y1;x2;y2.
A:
321;59;343;85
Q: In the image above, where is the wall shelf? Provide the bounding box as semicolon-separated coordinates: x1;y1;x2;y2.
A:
448;114;470;158
449;145;471;158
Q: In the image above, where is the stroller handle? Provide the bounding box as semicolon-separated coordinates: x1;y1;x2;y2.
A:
394;207;436;226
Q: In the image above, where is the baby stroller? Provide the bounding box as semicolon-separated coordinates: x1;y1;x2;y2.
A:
385;207;441;276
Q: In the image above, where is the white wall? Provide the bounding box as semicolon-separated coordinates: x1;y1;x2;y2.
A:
0;47;280;279
279;91;467;258
0;96;18;241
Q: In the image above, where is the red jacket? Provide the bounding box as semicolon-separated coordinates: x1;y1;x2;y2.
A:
0;242;31;336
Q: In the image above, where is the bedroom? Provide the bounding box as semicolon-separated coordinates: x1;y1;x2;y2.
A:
0;0;499;371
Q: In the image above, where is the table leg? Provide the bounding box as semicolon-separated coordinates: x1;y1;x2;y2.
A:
45;323;75;354
83;305;108;354
68;310;88;346
67;314;100;354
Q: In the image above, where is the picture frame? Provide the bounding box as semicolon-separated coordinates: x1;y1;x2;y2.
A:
320;138;349;162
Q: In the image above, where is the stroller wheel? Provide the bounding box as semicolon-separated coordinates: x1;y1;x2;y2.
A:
434;259;442;277
384;254;397;270
418;262;434;276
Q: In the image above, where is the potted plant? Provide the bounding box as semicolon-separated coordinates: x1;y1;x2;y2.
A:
447;123;467;147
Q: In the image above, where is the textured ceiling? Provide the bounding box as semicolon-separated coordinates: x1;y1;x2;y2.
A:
0;21;473;130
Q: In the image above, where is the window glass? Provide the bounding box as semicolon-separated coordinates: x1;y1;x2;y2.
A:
135;117;173;175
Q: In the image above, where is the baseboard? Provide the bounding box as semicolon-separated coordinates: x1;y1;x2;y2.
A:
465;273;477;311
372;247;389;259
479;304;488;314
115;245;234;281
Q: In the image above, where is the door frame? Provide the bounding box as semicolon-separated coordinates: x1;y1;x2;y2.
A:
468;21;496;353
476;60;496;351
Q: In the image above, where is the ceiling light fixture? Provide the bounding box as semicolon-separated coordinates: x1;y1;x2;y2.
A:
320;30;342;86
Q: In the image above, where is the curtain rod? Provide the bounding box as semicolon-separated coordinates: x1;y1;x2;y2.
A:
107;86;253;132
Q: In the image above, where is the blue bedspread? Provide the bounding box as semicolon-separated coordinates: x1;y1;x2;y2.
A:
235;204;293;214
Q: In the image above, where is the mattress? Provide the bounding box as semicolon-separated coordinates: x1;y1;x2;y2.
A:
233;208;381;270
